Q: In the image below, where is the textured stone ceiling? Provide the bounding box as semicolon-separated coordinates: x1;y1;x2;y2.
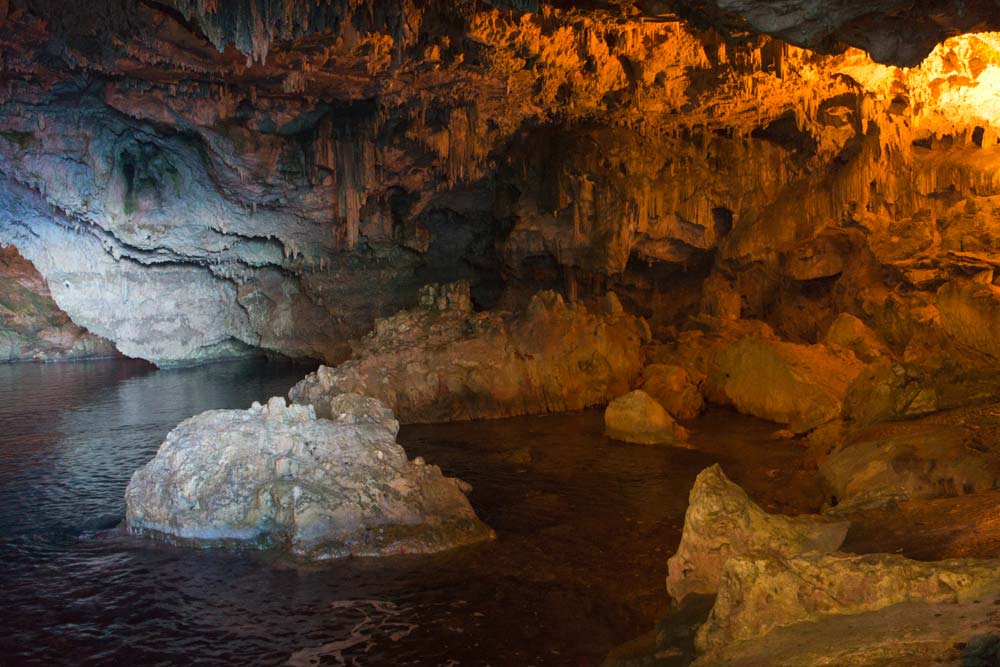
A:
4;0;1000;366
667;0;1000;66
10;0;1000;66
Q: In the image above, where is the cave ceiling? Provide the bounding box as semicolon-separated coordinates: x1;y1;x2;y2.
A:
2;0;1000;365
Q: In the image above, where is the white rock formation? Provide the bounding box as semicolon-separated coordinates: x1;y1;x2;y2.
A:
125;395;493;558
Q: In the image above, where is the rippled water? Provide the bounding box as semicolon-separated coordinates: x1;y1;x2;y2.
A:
0;360;817;666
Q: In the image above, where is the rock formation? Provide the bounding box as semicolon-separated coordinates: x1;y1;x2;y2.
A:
0;246;117;362
603;390;690;446
2;0;1000;376
655;318;869;433
696;551;1000;654
711;336;866;433
666;465;849;603
638;364;704;420
822;313;889;363
125;395;493;558
289;283;649;424
821;401;1000;510
690;595;1000;667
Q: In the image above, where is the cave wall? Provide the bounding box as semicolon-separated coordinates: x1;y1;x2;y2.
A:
3;1;1000;368
0;244;116;362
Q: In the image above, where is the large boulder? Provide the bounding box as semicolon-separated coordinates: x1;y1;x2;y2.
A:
840;359;936;429
290;282;650;424
696;551;1000;654
604;389;689;446
639;364;704;420
822;313;889;363
937;278;1000;360
666;465;849;603
691;595;1000;667
821;402;1000;510
125;395;493;559
656;318;777;398
712;336;865;433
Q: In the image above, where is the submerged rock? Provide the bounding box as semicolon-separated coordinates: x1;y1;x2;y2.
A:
712;336;865;433
639;364;704;420
125;395;493;559
290;282;650;424
666;465;848;604
604;389;689;446
696;551;1000;654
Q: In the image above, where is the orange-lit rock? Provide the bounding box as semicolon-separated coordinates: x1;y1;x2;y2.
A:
639;364;704;421
695;551;1000;658
936;278;1000;360
710;336;866;433
604;390;690;446
290;282;649;424
667;465;849;604
821;401;1000;510
822;313;889;363
4;2;1000;370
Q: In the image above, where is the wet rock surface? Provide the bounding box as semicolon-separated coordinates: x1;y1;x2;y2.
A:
125;395;493;559
290;283;649;424
614;466;1000;667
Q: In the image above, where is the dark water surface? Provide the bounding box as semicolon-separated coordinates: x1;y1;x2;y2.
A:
0;359;816;667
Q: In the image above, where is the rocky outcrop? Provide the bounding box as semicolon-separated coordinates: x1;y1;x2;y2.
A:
711;336;866;433
639;364;704;420
0;245;117;362
937;278;1000;361
290;283;649;424
821;401;1000;510
822;313;889;363
840;360;937;428
125;395;493;558
696;551;1000;654
691;595;1000;667
604;390;690;446
666;465;849;603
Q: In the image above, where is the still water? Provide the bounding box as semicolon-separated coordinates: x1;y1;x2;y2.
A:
0;359;815;666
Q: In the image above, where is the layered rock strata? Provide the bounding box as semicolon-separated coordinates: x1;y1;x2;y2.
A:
5;2;1000;372
696;551;1000;653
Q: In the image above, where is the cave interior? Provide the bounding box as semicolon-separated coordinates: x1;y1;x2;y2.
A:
5;1;1000;665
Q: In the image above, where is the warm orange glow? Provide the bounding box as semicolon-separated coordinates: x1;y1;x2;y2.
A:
837;33;1000;139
